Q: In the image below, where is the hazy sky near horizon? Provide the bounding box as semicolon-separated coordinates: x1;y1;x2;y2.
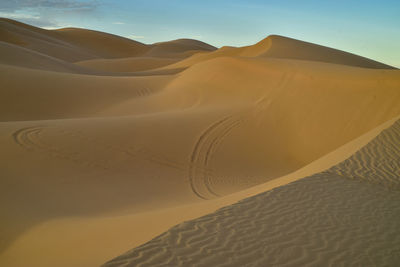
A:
1;0;399;67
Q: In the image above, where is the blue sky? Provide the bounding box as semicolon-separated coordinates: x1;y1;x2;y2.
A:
1;0;399;67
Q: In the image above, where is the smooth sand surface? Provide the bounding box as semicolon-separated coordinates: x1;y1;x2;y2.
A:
75;57;180;73
1;18;400;267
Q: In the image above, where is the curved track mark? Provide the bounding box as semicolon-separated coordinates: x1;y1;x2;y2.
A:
189;115;243;199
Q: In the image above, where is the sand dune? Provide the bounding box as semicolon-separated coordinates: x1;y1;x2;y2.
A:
0;44;178;75
167;35;395;69
75;57;179;73
2;115;398;267
0;42;86;73
103;119;400;267
0;18;101;62
0;18;149;61
1;18;400;267
52;27;149;59
144;39;216;58
0;64;172;121
0;18;215;64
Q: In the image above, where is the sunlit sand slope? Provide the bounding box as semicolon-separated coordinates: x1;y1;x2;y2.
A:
103;119;400;267
168;35;395;69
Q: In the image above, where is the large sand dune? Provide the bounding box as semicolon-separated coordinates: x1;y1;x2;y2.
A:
0;18;215;63
166;35;395;70
0;19;399;267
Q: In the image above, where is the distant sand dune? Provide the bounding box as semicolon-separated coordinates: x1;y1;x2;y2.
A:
0;42;84;73
103;120;400;267
167;35;395;70
144;39;217;58
0;18;215;64
1;18;103;62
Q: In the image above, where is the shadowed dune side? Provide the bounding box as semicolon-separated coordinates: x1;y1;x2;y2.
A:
0;18;108;62
0;64;172;121
0;42;91;73
51;27;149;60
75;57;180;73
166;35;395;70
103;119;400;267
0;18;216;64
0;42;185;75
144;39;217;58
74;39;216;74
0;51;187;81
0;18;150;61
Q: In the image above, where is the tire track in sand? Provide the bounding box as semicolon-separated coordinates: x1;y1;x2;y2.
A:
102;120;400;267
12;126;44;151
189;115;244;200
12;126;192;172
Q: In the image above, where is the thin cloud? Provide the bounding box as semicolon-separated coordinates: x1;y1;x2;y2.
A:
113;22;125;25
0;11;60;28
127;34;145;40
0;0;100;28
0;0;99;12
191;35;203;39
0;12;40;20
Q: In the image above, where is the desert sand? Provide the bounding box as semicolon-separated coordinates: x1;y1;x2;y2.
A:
104;119;400;266
1;18;400;267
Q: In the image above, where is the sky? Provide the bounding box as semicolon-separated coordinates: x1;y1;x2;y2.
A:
1;0;399;67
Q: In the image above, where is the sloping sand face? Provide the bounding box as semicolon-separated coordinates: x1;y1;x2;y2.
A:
0;18;215;67
103;120;400;267
166;35;395;70
1;18;400;267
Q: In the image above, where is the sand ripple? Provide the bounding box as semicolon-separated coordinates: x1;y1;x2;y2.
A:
103;119;400;267
330;120;400;189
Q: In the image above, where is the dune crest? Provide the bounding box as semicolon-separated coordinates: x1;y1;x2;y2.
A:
0;18;216;66
167;35;395;70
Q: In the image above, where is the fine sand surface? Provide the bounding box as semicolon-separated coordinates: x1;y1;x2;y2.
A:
104;120;400;266
1;18;400;267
